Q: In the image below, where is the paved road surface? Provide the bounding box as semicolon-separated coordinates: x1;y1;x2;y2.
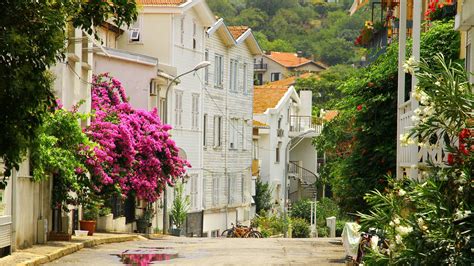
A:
46;236;346;265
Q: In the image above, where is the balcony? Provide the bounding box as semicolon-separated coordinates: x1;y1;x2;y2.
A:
254;63;268;72
289;116;323;137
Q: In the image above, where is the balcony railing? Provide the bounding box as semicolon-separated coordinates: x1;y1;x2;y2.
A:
254;63;268;71
289;116;323;135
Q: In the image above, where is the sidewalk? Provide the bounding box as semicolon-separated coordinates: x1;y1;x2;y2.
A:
0;233;147;266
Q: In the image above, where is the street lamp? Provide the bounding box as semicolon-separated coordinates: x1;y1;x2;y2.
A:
161;60;211;234
163;61;211;123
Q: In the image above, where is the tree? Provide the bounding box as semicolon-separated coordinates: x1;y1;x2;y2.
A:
255;179;272;214
0;0;137;179
295;64;356;111
85;74;189;202
254;32;296;52
30;101;96;211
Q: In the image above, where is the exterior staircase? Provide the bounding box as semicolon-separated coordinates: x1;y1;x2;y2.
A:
288;162;319;202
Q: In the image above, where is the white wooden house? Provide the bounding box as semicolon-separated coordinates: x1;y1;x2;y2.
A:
201;19;261;236
253;85;322;214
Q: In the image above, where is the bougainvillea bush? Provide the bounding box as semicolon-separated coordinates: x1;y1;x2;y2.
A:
360;54;473;265
86;73;189;202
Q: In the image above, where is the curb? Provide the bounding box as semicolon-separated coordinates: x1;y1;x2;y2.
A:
8;235;143;266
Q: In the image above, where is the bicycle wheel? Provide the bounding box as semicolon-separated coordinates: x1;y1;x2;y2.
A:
245;231;260;238
221;229;234;238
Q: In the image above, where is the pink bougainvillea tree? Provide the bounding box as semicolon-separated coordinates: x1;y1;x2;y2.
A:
85;73;189;202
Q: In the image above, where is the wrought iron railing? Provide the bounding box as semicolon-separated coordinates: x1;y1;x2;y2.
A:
254;63;268;71
288;162;318;186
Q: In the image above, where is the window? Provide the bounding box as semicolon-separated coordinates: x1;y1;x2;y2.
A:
255;73;263;85
204;50;209;84
159;98;166;121
276;141;282;163
229;118;238;150
278;117;282;129
180;16;185;45
214;54;224;87
252;140;259;160
192;21;197;49
212;175;219;206
271;72;281;82
203;114;208;146
213;116;222;147
174;91;183;127
243;63;248;94
242;120;247;150
229;59;238;92
191;94;199;129
229;173;238;204
129;16;142;43
190;174;199;210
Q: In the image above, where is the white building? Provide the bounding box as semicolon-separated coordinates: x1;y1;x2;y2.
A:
253;85;322;214
201;20;262;236
455;0;474;83
1;25;93;252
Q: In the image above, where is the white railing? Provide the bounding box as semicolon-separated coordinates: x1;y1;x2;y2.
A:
289;116;323;135
399;99;446;179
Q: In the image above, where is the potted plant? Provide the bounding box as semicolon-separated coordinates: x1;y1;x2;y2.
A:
96;206;113;232
170;182;190;236
80;200;99;236
136;204;154;234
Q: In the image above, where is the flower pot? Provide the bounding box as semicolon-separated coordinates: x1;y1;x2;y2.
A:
97;214;113;232
136;218;150;234
79;220;96;236
170;228;184;236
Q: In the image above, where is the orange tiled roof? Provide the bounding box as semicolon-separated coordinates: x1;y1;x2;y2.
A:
136;0;188;6
260;72;317;88
253;120;269;128
323;110;339;121
253;87;288;114
266;52;312;68
227;26;249;40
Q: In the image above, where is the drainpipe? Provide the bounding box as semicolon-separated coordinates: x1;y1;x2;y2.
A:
11;169;17;251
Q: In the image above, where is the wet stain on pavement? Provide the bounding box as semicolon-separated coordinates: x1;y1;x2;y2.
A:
113;248;178;265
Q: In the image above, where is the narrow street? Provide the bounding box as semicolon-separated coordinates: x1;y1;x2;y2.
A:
46;237;346;265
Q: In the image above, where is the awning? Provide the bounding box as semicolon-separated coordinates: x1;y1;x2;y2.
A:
350;0;370;16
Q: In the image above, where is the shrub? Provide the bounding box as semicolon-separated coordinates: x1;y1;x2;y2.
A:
316;198;340;226
290;199;312;223
335;220;347;237
252;214;289;236
291;218;311;238
255;179;272;215
317;226;329;237
361;54;473;264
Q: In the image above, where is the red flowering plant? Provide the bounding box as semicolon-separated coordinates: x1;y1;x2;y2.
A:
85;73;190;203
425;0;456;21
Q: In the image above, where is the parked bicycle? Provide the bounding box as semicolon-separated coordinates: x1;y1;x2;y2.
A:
221;223;263;238
356;228;389;264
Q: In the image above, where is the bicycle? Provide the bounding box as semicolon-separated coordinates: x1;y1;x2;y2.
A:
221;223;263;238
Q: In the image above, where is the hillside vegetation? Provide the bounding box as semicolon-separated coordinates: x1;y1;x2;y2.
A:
208;0;370;65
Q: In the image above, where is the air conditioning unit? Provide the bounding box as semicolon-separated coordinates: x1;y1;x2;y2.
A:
149;84;158;96
129;28;140;42
277;128;284;137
